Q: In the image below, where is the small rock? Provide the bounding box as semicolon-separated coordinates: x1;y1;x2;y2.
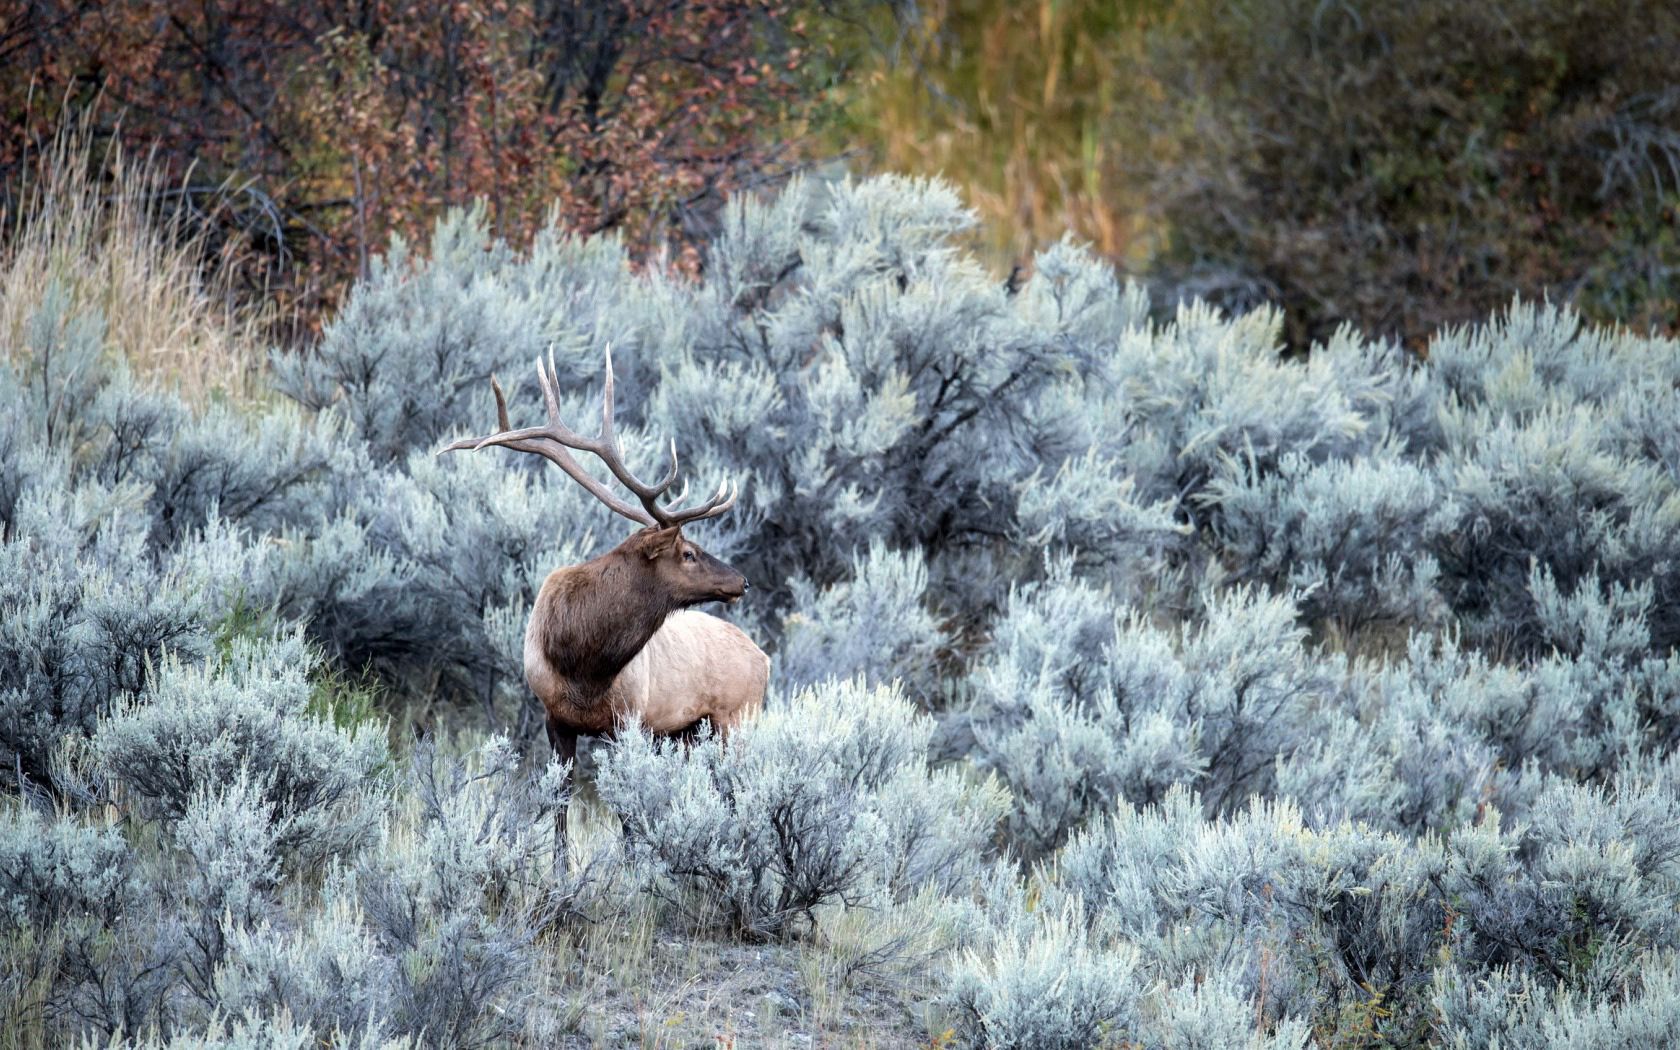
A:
767;991;800;1013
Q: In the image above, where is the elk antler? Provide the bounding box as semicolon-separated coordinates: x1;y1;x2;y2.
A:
438;346;738;529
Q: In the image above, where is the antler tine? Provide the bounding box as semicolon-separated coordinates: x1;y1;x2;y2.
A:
599;343;616;447
581;345;680;513
465;355;584;451
662;477;691;509
661;478;739;527
493;374;512;431
438;374;518;454
536;349;589;446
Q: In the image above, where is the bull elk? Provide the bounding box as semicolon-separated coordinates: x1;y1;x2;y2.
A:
440;348;768;842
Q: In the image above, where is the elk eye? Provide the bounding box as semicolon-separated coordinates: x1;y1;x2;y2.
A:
683;549;695;562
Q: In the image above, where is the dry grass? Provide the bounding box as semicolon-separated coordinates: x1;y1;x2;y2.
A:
829;0;1166;272
0;111;270;405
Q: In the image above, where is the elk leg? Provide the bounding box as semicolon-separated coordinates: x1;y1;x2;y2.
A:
546;718;578;861
713;711;738;745
671;717;708;753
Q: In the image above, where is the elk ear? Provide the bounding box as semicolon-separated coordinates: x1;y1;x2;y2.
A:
641;526;683;560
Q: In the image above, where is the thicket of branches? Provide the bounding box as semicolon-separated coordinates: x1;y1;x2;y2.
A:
1134;0;1680;348
0;0;880;320
841;0;1680;349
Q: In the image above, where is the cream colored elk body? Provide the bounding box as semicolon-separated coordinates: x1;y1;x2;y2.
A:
441;348;769;841
523;607;768;738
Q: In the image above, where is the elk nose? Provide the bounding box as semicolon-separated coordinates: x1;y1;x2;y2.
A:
742;580;751;592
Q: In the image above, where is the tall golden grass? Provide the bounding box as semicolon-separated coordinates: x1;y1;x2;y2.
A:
829;0;1167;272
0;112;270;405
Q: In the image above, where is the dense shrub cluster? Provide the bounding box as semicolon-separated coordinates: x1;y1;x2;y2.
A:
3;714;568;1045
597;677;1003;937
969;573;1335;858
1130;0;1680;348
4;173;1680;1045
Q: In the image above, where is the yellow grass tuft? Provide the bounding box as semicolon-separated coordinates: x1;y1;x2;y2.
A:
0;108;271;405
828;0;1167;273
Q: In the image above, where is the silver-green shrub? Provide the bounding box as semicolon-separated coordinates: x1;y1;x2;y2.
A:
1441;771;1680;979
1140;975;1312;1050
0;467;223;790
0;804;179;1039
946;904;1141;1050
971;575;1334;856
945;895;1313;1050
7;170;1680;1046
209;886;395;1045
775;541;945;697
1434;952;1680;1049
0;805;132;934
1084;304;1431;527
355;736;572;1047
1052;788;1452;1029
73;1011;412;1050
1204;449;1454;631
1426;302;1680;652
93;635;386;868
596;676;1004;937
271;206;561;464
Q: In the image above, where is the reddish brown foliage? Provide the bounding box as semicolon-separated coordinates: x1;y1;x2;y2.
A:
1;0;849;325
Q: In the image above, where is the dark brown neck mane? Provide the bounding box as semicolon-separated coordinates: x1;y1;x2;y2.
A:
538;544;675;711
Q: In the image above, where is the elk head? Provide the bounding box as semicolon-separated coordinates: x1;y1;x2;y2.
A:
623;526;748;606
437;346;747;602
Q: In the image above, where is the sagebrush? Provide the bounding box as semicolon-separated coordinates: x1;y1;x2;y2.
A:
4;172;1680;1047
